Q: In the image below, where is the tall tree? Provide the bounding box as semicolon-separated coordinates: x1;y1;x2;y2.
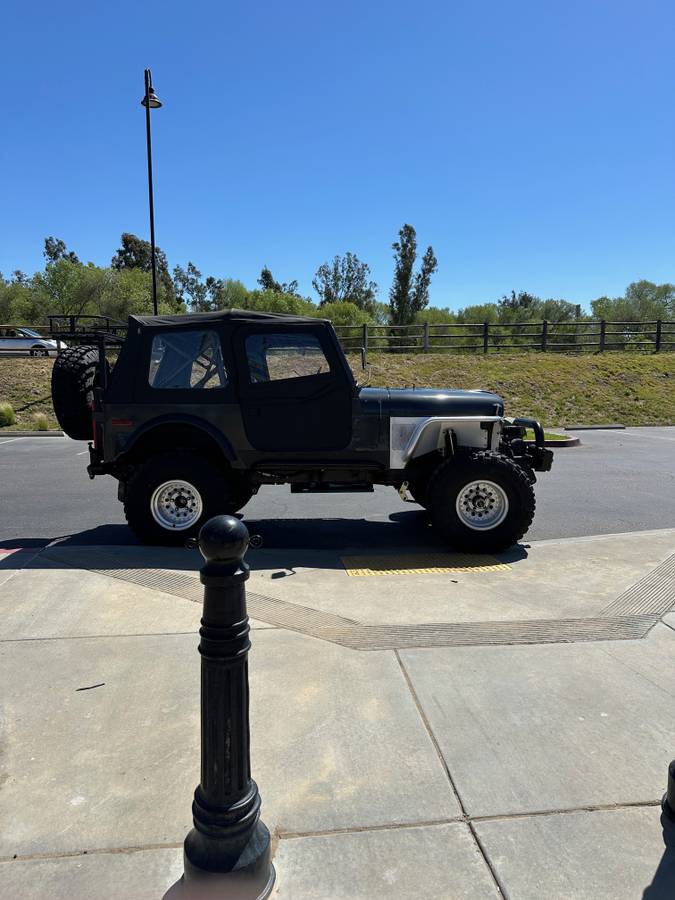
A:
389;225;438;325
44;237;80;265
111;232;175;305
592;280;675;321
173;262;208;311
257;266;300;297
312;252;378;312
498;290;537;312
205;277;249;309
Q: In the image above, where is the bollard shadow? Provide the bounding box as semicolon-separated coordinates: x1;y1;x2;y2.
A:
643;811;675;899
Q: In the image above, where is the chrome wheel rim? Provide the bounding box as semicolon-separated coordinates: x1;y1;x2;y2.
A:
151;480;203;531
455;479;509;530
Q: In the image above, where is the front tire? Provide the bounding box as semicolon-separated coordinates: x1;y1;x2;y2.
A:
123;452;253;546
427;451;535;552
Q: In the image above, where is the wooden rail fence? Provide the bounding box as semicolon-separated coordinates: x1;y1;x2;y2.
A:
333;320;675;359
26;315;675;361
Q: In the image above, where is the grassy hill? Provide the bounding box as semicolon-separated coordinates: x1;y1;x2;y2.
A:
1;352;674;431
350;352;675;426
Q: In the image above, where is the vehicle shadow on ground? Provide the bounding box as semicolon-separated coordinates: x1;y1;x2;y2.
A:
0;511;530;572
642;814;675;898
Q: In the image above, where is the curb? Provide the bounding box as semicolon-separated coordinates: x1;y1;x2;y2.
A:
525;436;581;448
0;430;64;437
564;424;625;431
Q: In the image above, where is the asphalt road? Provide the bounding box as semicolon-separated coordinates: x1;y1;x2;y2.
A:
1;428;674;549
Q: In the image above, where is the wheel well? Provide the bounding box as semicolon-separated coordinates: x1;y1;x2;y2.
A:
123;424;230;467
403;449;442;485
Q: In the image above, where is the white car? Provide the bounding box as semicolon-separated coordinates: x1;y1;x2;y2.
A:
0;326;66;356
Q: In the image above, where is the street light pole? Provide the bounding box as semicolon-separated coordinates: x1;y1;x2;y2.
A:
141;68;162;316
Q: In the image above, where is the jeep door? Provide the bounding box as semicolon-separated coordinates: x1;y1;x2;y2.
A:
233;325;352;452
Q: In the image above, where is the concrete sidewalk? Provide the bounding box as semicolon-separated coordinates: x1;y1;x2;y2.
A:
1;530;675;898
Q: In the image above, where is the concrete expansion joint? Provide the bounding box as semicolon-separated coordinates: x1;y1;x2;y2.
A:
2;799;664;866
394;649;507;896
0;841;184;864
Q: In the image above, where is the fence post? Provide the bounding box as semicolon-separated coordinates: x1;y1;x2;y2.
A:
599;320;606;352
362;322;369;357
483;323;489;354
423;322;430;353
655;320;662;352
179;515;275;899
541;320;548;352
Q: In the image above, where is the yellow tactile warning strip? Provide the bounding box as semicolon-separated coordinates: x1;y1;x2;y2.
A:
340;553;511;577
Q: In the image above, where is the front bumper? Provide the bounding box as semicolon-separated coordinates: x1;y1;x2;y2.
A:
512;417;554;472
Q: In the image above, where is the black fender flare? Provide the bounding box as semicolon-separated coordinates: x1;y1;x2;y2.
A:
120;414;237;465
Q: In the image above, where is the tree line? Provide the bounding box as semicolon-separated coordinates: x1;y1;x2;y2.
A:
1;228;673;329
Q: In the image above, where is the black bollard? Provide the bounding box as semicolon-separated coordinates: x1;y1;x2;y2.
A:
662;759;675;823
180;514;275;899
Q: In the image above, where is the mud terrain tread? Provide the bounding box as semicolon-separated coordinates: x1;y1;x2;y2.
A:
427;450;536;551
51;346;106;440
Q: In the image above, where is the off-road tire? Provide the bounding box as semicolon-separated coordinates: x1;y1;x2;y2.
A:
123;451;253;546
427;450;535;552
51;346;108;440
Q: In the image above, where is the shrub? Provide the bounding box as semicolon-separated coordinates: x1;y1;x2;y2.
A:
0;402;17;427
317;301;374;326
33;412;49;431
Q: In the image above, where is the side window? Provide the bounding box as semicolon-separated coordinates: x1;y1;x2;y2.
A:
149;330;227;389
245;333;330;384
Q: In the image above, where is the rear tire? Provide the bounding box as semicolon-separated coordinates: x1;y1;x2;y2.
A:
123;451;253;546
51;346;108;440
427;451;535;552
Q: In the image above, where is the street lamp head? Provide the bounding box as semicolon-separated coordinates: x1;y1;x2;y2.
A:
141;89;162;109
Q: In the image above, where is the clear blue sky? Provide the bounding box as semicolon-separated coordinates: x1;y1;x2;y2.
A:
1;0;673;310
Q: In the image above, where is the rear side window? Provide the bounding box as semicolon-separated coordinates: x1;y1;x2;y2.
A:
149;330;227;389
245;333;330;383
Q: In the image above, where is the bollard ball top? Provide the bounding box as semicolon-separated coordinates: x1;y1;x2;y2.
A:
198;515;249;565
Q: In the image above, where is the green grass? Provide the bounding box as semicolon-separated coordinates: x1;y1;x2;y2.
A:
0;401;17;427
350;352;675;426
0;358;58;430
1;351;674;431
523;428;567;441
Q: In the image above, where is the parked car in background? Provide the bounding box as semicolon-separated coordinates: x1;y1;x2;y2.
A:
0;326;66;356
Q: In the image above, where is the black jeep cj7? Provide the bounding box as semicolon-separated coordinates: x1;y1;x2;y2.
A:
51;310;553;549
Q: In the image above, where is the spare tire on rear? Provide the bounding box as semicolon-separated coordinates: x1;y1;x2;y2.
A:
51;346;108;440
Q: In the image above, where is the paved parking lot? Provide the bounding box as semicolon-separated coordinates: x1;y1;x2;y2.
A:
1;427;674;548
2;428;674;898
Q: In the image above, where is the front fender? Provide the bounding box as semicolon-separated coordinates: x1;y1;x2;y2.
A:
392;415;504;468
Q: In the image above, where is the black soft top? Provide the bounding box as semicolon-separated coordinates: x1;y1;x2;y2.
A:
130;309;325;329
107;308;336;401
